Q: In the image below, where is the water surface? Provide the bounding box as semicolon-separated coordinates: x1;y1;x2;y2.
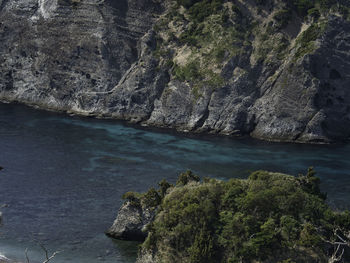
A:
0;103;349;262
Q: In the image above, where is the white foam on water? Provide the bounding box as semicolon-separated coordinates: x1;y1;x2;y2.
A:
0;252;10;261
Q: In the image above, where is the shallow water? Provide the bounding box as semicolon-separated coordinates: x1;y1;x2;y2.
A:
0;103;349;262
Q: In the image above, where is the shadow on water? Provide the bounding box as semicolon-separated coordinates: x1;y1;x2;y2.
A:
0;102;350;262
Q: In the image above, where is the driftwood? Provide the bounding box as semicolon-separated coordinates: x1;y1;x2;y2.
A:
25;243;62;263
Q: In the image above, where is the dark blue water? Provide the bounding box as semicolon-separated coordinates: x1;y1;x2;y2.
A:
0;103;349;262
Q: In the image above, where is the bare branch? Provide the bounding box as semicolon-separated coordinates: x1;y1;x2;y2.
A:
318;227;350;263
38;243;49;260
25;244;62;263
25;248;30;263
42;250;61;263
38;243;62;263
328;244;345;263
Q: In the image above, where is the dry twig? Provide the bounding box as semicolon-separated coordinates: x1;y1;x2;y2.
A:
24;243;62;263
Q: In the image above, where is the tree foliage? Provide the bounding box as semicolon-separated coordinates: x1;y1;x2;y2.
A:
139;169;350;263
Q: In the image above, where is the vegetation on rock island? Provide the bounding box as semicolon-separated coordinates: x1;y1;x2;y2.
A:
123;169;350;263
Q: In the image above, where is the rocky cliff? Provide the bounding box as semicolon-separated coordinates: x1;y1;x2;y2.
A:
0;0;350;143
106;200;156;241
0;0;164;113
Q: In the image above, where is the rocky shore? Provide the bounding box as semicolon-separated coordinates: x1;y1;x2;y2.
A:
105;201;156;241
0;0;350;143
0;212;10;263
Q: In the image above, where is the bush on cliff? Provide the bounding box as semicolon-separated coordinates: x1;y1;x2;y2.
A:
138;168;350;263
122;187;162;209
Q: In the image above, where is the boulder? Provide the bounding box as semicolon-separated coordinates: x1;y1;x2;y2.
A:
105;201;156;241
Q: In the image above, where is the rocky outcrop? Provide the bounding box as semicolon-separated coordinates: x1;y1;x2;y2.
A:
114;171;350;263
144;14;350;143
136;252;158;263
105;201;156;241
250;17;350;143
0;0;164;113
0;0;350;143
0;211;6;263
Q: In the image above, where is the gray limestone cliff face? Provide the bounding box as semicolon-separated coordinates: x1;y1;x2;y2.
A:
0;0;164;113
146;16;350;143
250;17;350;143
0;0;349;143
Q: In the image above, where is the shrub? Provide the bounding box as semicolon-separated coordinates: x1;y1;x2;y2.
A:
294;22;325;59
173;61;201;82
142;188;161;208
299;222;322;246
139;169;350;262
188;0;223;22
280;215;300;242
122;191;141;207
158;179;172;197
176;170;200;185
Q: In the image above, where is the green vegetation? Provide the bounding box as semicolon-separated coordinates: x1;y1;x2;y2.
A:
152;0;349;98
176;170;200;185
176;0;202;9
173;61;201;82
136;168;350;263
173;61;224;99
152;0;249;98
187;0;223;22
276;0;340;18
122;191;142;207
122;186;164;209
176;0;346;19
294;21;327;60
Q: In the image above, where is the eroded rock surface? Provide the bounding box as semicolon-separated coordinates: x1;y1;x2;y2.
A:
0;0;163;113
106;201;156;241
0;0;350;143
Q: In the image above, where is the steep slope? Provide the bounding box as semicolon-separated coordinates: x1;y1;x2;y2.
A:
0;0;349;143
0;0;164;112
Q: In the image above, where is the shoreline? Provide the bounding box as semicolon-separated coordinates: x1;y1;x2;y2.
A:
0;99;346;146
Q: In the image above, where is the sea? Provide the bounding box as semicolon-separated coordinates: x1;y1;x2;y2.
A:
0;102;349;262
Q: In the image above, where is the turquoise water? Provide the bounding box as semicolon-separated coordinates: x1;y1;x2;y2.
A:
0;103;349;262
